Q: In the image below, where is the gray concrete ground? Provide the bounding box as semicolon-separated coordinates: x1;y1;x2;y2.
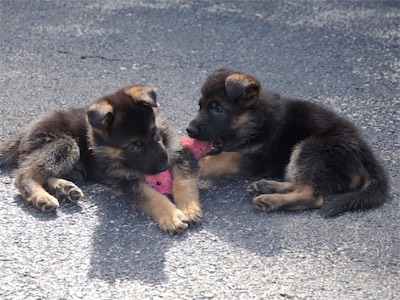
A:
0;0;399;299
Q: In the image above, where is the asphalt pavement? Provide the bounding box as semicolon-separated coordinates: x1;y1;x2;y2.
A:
0;0;399;299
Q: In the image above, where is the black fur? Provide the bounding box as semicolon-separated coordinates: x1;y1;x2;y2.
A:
187;68;389;216
0;85;200;233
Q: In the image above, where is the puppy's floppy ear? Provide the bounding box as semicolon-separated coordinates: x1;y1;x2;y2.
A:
225;73;260;108
125;85;158;108
87;101;114;134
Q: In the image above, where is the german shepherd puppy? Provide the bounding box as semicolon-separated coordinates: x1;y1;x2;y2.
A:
186;68;388;217
0;85;201;233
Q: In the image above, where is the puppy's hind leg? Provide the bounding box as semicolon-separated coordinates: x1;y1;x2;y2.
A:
14;138;81;212
14;169;60;212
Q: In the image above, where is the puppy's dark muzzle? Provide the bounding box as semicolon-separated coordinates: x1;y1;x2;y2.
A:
186;123;206;139
144;160;169;175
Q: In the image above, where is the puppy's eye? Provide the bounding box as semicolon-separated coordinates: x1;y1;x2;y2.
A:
127;141;143;153
209;101;224;113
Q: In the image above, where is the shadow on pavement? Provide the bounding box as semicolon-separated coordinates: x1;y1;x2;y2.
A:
87;178;286;284
87;184;180;284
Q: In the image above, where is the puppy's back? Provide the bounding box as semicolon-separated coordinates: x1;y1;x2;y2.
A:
0;108;87;167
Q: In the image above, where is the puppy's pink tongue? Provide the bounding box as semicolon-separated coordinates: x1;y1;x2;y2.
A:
180;137;212;159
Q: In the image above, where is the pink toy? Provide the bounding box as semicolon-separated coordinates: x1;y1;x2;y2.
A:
144;169;173;195
144;137;212;194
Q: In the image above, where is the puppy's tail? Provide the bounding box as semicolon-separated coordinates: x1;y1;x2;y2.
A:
0;135;21;167
320;157;389;217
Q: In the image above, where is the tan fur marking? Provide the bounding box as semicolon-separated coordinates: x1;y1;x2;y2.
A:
172;166;202;224
241;98;258;109
233;113;250;129
103;146;124;160
233;113;256;142
285;143;303;181
125;86;148;99
227;73;245;81
87;101;114;139
287;195;323;211
349;168;370;190
92;127;108;140
95;101;113;114
225;73;260;107
125;85;157;107
138;183;189;233
199;152;241;177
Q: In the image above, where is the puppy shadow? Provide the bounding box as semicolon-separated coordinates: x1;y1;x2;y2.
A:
12;195;59;221
87;184;190;284
199;178;288;257
12;190;84;220
87;178;296;284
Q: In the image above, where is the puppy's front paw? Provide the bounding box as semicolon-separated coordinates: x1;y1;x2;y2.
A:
29;193;60;212
181;203;203;225
252;194;275;212
158;208;189;234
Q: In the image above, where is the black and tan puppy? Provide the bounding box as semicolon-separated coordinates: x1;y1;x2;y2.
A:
186;68;388;217
0;85;201;233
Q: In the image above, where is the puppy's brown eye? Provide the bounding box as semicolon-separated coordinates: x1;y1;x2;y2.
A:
127;141;143;153
209;101;224;113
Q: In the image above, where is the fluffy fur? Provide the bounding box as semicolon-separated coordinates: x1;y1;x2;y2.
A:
0;85;201;233
187;68;389;217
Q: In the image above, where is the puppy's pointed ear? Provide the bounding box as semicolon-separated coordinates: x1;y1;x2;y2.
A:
125;85;158;108
87;101;114;135
225;73;260;108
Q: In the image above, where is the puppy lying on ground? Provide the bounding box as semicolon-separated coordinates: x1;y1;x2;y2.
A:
186;68;389;217
0;85;202;233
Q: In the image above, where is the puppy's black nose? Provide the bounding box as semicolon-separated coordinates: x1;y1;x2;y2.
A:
186;125;198;137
